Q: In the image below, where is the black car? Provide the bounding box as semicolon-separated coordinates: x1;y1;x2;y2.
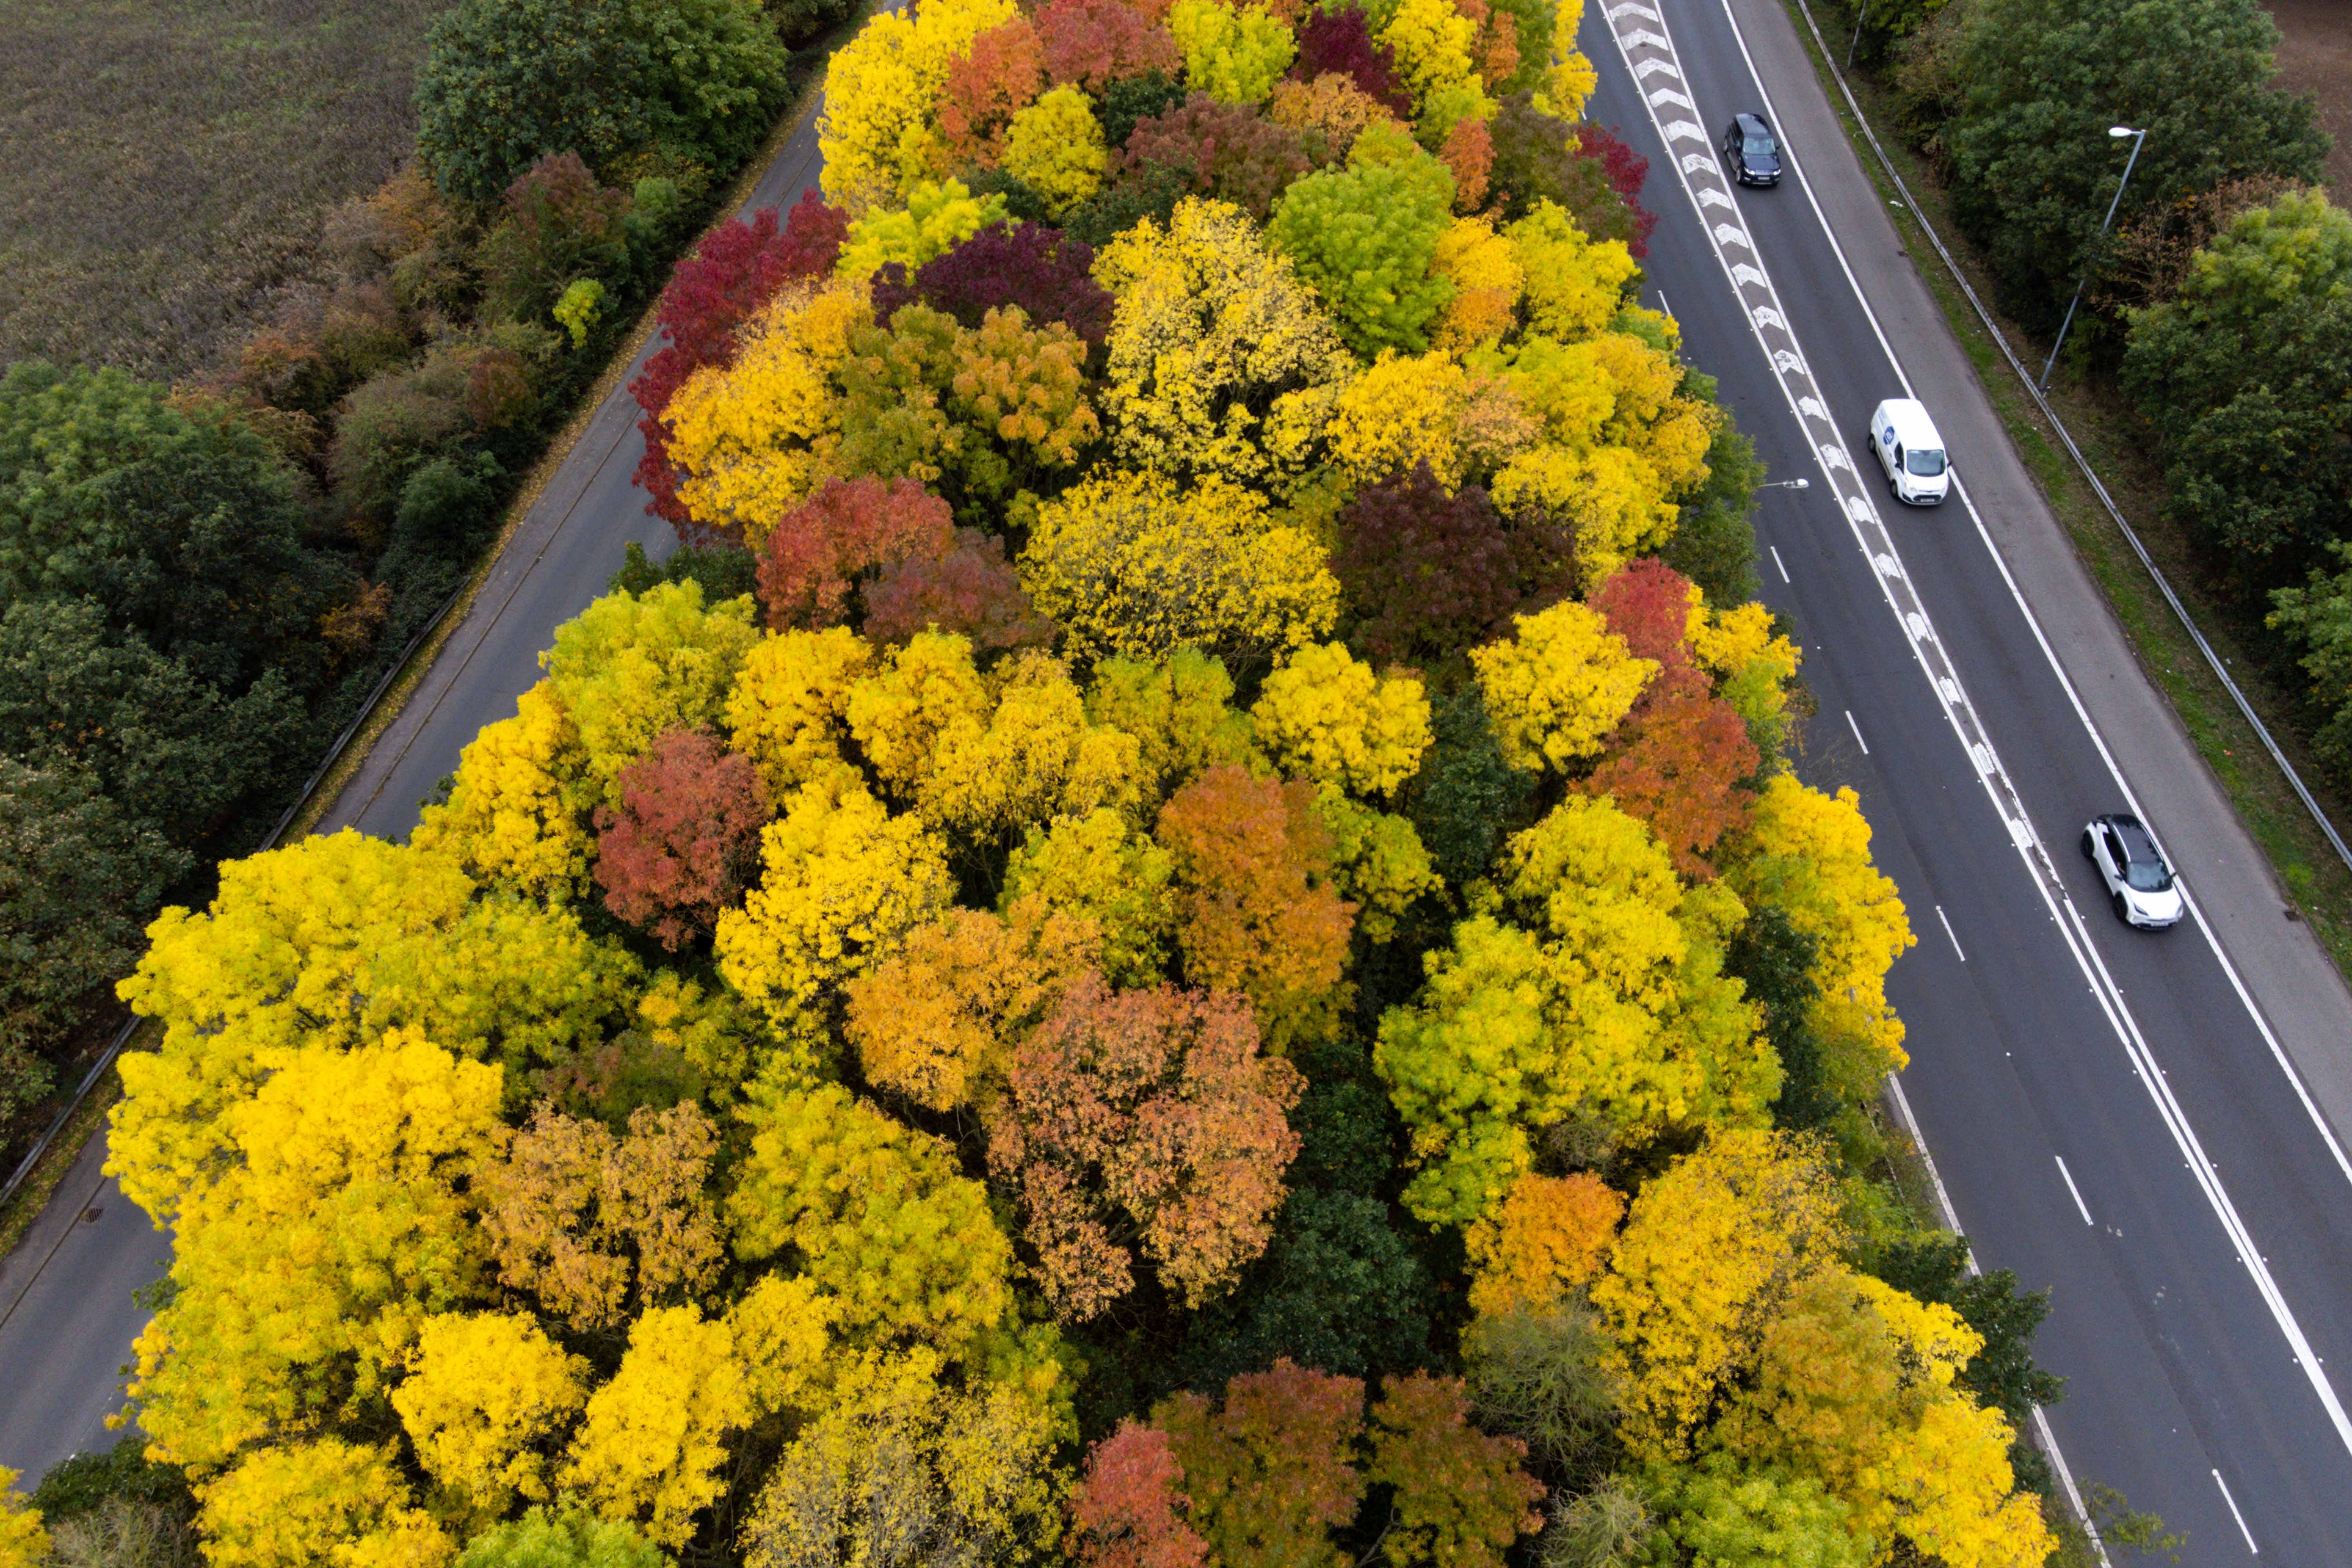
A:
1722;113;1781;187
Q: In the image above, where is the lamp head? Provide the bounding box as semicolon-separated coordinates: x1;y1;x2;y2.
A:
2109;125;2139;137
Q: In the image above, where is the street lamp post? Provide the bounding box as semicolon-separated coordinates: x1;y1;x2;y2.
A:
1759;478;1811;491
1846;1;1869;69
2038;125;2147;392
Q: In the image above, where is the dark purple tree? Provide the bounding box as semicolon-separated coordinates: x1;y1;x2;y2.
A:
1289;7;1412;117
1332;464;1577;662
870;221;1116;349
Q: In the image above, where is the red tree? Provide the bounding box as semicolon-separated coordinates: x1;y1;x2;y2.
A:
1289;6;1412;116
1121;96;1314;222
1154;1362;1369;1567
630;192;848;532
1115;1363;1543;1568
1333;464;1576;663
594;730;772;949
1034;0;1181;93
870;221;1116;348
1588;556;1697;671
989;976;1303;1319
755;475;958;631
1155;766;1355;1049
1584;671;1758;879
862;528;1056;653
1575;122;1657;257
1070;1423;1211;1568
940;17;1047;163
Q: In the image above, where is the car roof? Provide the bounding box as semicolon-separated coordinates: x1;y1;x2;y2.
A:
1734;113;1771;133
2097;814;2164;860
1876;398;1943;446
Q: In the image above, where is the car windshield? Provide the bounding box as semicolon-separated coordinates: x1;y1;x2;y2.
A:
1906;446;1946;476
2125;858;2174;893
1743;135;1777;156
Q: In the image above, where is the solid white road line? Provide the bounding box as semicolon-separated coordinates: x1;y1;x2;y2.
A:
1935;904;1964;962
2055;1156;2094;1225
1682;0;2352;1463
1844;708;1869;755
1769;543;1790;582
2214;1469;2260;1555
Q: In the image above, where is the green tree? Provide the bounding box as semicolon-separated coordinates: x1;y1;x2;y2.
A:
416;0;789;205
0;364;343;688
1268;125;1458;356
2271;540;2352;778
2124;189;2352;585
1943;0;2324;321
0;757;185;1095
457;1503;669;1568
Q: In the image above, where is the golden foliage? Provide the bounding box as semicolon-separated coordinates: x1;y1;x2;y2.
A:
1251;641;1432;799
723;625;876;799
1470;600;1656;773
392;1310;589;1519
1430;217;1526;352
563;1305;753;1548
1020;469;1340;662
1092;198;1355;491
1463;1171;1624;1317
1002;85;1111;214
1591;1128;1846;1462
714;773;956;1044
542;579;760;789
1002;809;1179;987
1507;202;1638;343
195;1439;451;1568
665;283;868;542
411;680;597;901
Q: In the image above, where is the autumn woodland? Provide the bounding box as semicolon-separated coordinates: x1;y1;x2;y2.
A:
0;0;2073;1564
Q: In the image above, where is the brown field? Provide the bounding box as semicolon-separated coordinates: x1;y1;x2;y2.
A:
0;0;447;382
2266;0;2351;206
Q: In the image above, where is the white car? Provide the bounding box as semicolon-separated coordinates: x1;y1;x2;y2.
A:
1864;397;1950;505
2080;813;2182;928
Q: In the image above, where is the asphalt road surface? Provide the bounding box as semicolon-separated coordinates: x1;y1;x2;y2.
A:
0;100;829;1489
1583;0;2352;1557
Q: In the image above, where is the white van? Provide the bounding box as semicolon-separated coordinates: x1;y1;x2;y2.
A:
1864;398;1949;505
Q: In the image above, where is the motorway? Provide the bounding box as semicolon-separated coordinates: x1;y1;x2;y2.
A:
1583;0;2352;1558
7;6;2352;1558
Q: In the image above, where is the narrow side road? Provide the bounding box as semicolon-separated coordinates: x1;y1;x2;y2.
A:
0;95;837;1488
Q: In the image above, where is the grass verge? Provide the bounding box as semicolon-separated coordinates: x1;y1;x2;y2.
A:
0;1068;124;1265
1781;0;2352;985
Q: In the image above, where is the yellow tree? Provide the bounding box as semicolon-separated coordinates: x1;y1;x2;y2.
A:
130;1031;505;1472
714;773;955;1047
1001;809;1178;987
1250;642;1432;800
914;650;1147;840
1082;650;1260;809
1470;600;1655;773
1728;775;1916;1087
112;831;476;1223
1001;85;1109;214
1507;202;1638;343
0;1474;44;1568
1718;1273;2054;1568
541;580;761;790
392;1310;589;1523
818;0;1022;212
1590;1128;1846;1462
842;630;996;805
1430;218;1526;352
1325;351;1537;490
1021;470;1340;663
723;625;876;799
664;282;869;541
1376;800;1773;1225
727;1081;1014;1352
1092;198;1356;492
563;1305;755;1549
846;901;1102;1111
411;681;598;901
1463;1171;1625;1318
196;1439;452;1568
